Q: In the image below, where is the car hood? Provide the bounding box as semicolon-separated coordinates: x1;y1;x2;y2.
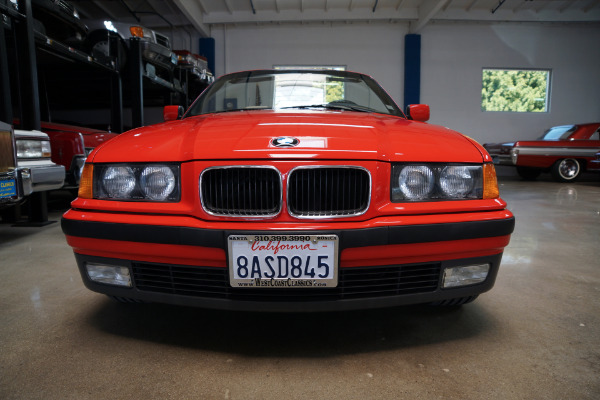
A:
91;111;486;163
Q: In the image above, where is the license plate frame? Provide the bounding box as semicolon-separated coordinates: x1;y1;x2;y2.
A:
228;234;339;288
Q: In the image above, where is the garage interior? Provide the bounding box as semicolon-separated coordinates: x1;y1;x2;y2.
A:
1;0;599;399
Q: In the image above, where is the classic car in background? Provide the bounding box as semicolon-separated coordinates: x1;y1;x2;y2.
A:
13;120;116;188
173;50;214;100
14;128;64;194
1;121;26;208
40;121;117;188
62;69;515;311
31;0;88;46
484;123;600;182
173;50;214;83
83;20;176;74
589;151;600;172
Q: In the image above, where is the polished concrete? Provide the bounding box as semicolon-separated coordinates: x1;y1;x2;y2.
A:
1;176;599;399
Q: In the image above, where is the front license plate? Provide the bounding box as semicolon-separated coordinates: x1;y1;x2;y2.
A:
228;234;338;288
0;177;17;199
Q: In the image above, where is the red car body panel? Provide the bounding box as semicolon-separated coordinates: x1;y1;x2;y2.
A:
40;121;117;153
91;111;487;164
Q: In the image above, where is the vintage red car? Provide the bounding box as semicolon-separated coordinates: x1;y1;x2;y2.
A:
62;69;514;311
40;121;117;187
484;123;600;182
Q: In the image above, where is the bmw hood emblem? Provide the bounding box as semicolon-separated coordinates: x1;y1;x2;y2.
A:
272;137;300;148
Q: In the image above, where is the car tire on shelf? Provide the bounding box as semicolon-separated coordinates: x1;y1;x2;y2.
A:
516;166;542;181
551;158;581;182
85;30;127;72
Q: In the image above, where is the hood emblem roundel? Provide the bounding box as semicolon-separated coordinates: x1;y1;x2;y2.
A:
272;136;299;148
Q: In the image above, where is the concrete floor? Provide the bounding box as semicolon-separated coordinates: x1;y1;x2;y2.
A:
1;176;599;400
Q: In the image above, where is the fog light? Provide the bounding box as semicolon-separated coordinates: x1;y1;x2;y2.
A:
86;263;132;287
443;264;490;288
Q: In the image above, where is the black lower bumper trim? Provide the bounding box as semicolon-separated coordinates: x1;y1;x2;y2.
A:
62;216;515;250
75;253;503;312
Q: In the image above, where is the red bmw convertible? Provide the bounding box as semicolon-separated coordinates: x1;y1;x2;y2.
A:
62;69;514;311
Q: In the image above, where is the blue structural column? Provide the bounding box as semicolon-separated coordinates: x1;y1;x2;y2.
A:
199;37;216;76
404;34;421;110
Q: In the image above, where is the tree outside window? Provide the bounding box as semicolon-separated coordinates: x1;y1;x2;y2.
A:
481;69;550;112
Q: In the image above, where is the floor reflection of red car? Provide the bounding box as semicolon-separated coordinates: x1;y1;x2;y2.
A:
484;123;600;182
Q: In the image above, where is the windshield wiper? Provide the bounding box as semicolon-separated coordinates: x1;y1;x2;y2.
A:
279;103;376;113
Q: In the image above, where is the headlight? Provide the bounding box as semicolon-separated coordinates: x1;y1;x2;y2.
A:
16;140;51;158
94;164;180;202
140;165;176;201
392;164;485;202
439;166;476;197
397;165;435;200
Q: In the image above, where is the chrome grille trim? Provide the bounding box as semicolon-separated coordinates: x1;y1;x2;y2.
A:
287;166;371;219
200;166;282;218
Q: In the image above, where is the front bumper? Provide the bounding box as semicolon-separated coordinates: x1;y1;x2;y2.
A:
62;212;515;311
17;160;65;192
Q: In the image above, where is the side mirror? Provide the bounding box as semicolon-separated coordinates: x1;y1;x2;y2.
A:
163;105;184;122
405;104;430;122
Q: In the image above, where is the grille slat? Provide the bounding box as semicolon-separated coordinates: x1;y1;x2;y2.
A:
288;167;370;218
201;167;281;217
133;263;441;301
200;166;370;218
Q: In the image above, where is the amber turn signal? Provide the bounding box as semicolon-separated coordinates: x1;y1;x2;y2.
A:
129;26;146;38
78;164;93;199
483;163;500;199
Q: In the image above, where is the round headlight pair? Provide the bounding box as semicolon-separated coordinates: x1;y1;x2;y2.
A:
101;165;176;201
397;165;476;200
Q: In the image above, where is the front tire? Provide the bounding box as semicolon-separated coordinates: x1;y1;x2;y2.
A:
551;158;581;182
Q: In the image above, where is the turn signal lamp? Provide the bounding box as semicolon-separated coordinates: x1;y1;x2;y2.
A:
78;164;93;199
130;26;150;39
483;163;500;199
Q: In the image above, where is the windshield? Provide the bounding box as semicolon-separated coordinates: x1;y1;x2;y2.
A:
186;70;404;117
539;125;576;140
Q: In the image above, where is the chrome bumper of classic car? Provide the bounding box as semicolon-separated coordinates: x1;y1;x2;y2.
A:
62;217;515;312
141;41;176;71
491;154;515;165
18;160;65;192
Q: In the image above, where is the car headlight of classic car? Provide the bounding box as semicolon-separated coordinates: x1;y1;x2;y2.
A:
391;163;498;201
79;163;180;202
16;139;52;159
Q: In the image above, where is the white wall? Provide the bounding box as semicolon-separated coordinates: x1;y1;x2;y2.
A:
211;22;408;110
211;21;600;146
420;22;600;144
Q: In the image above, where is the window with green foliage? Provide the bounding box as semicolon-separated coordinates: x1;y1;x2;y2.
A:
481;69;550;112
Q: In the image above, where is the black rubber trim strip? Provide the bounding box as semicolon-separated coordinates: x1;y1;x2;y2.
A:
62;216;515;250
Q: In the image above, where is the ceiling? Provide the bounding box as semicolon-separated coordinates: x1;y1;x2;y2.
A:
72;0;600;37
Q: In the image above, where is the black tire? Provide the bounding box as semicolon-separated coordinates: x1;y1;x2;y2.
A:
551;158;581;182
85;30;127;71
516;166;542;181
430;295;479;307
